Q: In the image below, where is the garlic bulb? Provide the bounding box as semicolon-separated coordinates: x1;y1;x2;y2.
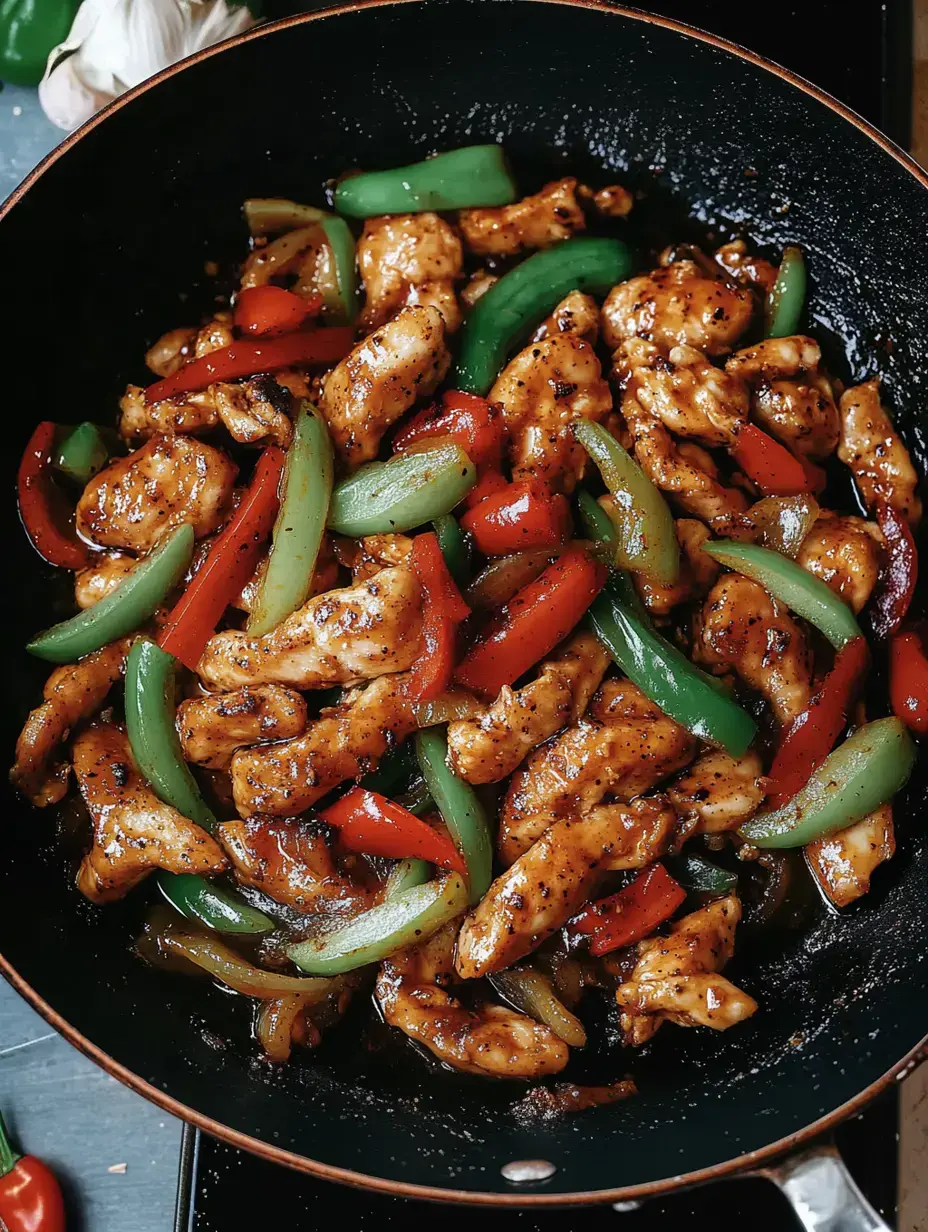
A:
39;0;256;132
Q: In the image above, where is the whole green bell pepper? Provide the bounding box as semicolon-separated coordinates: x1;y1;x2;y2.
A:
0;0;80;86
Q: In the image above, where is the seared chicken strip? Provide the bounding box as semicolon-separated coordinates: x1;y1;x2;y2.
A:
456;796;676;978
806;804;895;909
119;386;217;439
10;639;129;807
197;565;422;692
796;513;882;613
320;306;450;463
376;921;569;1078
532;290;600;345
713;241;777;295
344;533;415;582
458;177;585;256
631;517;719;616
446;632;610;784
489;332;611;492
838;378;922;525
602;260;754;356
231;672;418;817
358;213;462;332
176;685;307;770
74;723;227;903
120;373;302;447
77;434;237;554
615;896;757;1044
74;552;137;608
145;325;198;377
668;749;765;834
694;574;812;724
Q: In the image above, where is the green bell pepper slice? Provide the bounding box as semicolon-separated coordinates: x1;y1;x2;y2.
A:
287;874;468;974
27;524;194;664
702;540;862;649
383;857;432;900
415;727;493;905
766;246;806;339
55;422;108;485
740;717;915;849
327;443;477;537
248;404;334;636
433;513;470;588
157;874;277;935
454;237;636;396
334;145;517;217
667;851;739;894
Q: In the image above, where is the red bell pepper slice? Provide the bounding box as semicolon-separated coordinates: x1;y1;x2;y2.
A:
869;499;918;641
731;423;826;497
321;787;467;875
234;285;322;336
462;468;509;510
460;480;572;556
890;626;928;734
17;421;90;570
764;635;870;809
145;326;354;404
409;531;471;703
570;864;686;956
394;390;505;472
454;546;607;697
158;447;285;669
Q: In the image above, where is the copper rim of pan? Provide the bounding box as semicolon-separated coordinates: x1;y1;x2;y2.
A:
2;0;927;1206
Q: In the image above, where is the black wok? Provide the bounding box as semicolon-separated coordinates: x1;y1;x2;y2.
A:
2;0;927;1208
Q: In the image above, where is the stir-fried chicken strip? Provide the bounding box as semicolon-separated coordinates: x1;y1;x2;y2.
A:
218;817;376;912
838;378;922;525
489;332;611;492
806;804;895;909
74;552;137;608
74;723;227;904
499;679;696;865
615;896;757;1044
77;434;237;555
694;574;811;724
796;513;882;613
119;386;217;439
197;565;422;692
376;920;569;1078
120;372;302;447
176;685;307;770
231;672;418;817
532;291;600;345
10;639;130;807
631;517;719;616
447;632;610;784
358;213;463;332
458;177;586;257
586;183;634;218
145;326;198;377
320;306;451;463
668;749;765;835
343;533;414;582
602;260;754;356
713;241;778;295
457;797;676;978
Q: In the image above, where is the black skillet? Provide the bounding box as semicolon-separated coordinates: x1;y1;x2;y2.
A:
2;0;927;1213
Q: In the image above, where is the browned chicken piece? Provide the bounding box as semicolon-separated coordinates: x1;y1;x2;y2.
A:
796;513;882;613
358;213;463;332
615;338;748;446
132;316;236;415
489;332;612;492
10;639;130;807
235;534;339;613
601;261;754;356
74;723;227;904
694;574;812;724
231;672;418;817
713;241;778;295
499;679;696;865
218;817;377;913
193;314;235;355
77;434;237;555
456;796;676;978
806;804;895;909
176;685;307;770
119;385;218;439
838;378;922;525
632;517;719;616
209;375;294;446
120;372;305;446
460;269;498;308
446;632;610;784
615;896;757;1044
319;306;451;463
346;533;415;582
587;183;634;218
668;749;765;834
531;291;600;345
197;565;421;692
74;552;137;608
376;920;569;1078
145;326;198;377
458;177;585;256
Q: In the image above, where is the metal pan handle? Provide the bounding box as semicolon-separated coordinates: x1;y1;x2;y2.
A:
754;1141;892;1232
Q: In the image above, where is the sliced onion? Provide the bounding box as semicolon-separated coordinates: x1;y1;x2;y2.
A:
750;495;819;558
415;689;485;727
465;549;559;611
157;926;344;999
256;994;314;1062
244;198;328;237
489;968;588;1047
241;224;325;290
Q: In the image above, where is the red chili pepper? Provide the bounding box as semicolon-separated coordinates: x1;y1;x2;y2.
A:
234;286;322;336
321;787;467;875
158;447;285;669
890;626;928;734
462;468;510;510
454;546;606;697
730;423;826;497
145;326;354;404
0;1112;65;1232
394;390;505;472
17;421;90;570
869;499;918;641
764;635;870;808
570;864;686;957
460;480;572;556
408;531;471;703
